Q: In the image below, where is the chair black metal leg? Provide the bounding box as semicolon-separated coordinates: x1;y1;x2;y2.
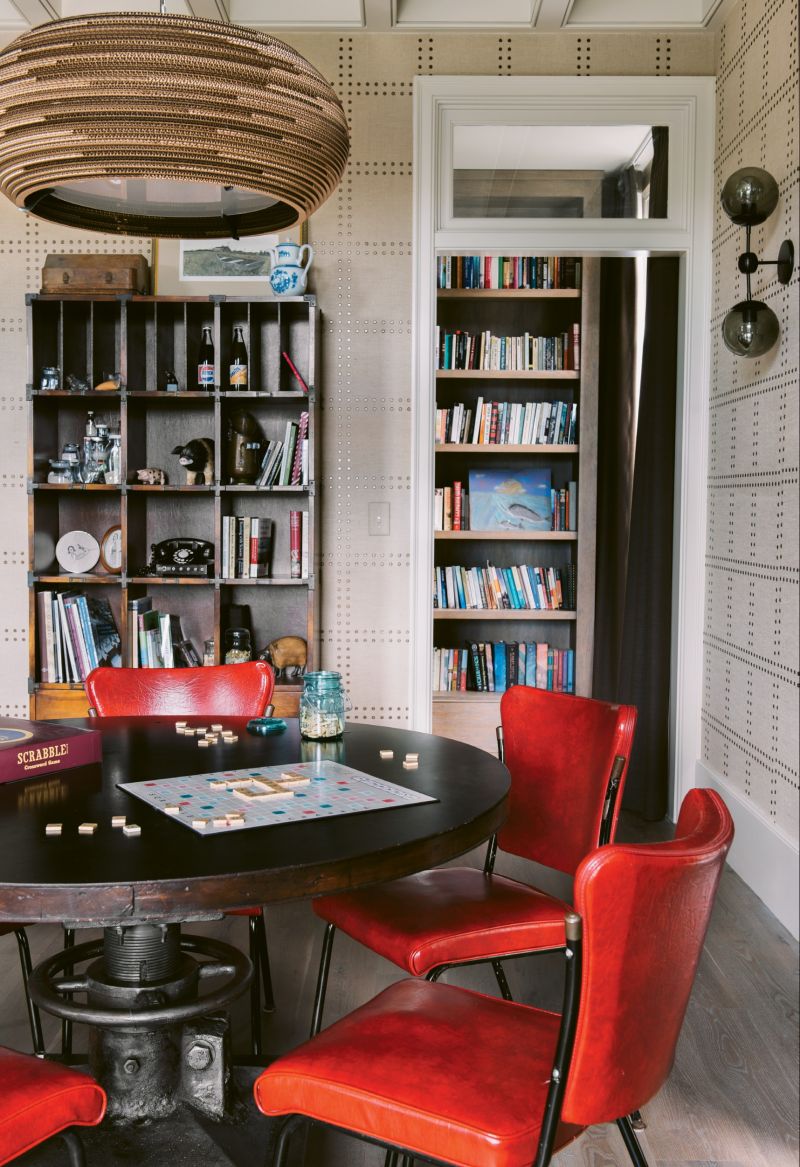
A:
310;923;336;1037
251;909;275;1013
270;1115;304;1167
61;926;75;1056
249;917;263;1057
60;1130;86;1167
617;1115;651;1167
629;1109;646;1130
491;959;514;1001
13;928;45;1057
384;1152;399;1167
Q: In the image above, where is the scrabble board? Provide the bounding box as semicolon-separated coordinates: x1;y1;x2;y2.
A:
118;760;437;835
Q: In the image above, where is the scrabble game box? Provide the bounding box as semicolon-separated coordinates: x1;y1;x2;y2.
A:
0;718;101;784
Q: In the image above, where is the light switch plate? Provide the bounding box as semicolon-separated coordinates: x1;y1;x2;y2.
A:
368;502;390;536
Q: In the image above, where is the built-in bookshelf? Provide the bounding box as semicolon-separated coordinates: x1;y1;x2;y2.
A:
26;293;320;720
431;255;598;750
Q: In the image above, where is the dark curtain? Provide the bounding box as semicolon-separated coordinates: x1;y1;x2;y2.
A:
593;127;678;820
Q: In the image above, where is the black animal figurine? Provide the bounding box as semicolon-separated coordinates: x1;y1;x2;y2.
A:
172;438;214;485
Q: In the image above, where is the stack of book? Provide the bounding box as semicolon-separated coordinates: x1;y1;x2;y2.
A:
256;412;309;487
433;563;575;611
37;590;122;682
435;326;580;372
433;641;575;694
437;255;581;290
435;400;577;446
221;517;273;579
127;596;201;668
434;482;469;531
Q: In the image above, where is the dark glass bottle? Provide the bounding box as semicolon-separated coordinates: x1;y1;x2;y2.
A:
229;326;248;390
197;326;215;390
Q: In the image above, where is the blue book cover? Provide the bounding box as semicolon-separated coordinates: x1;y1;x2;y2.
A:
468;468;552;531
525;642;537;686
493;642;507;693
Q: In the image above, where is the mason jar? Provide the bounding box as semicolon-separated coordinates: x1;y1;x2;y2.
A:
299;671;348;740
224;627;252;664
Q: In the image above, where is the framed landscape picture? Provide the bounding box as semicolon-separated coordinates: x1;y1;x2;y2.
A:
153;221;308;295
468;468;552;532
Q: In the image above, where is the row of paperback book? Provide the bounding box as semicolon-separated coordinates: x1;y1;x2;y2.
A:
127;596;201;669
37;590;122;682
255;411;308;487
433;641;575;694
435;480;576;533
222;517;273;579
435;399;577;447
435;327;580;372
437;255;581;291
433;563;575;611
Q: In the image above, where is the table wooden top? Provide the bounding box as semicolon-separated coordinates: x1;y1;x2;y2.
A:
0;718;509;925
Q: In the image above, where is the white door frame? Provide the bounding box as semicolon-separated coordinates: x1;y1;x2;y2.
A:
409;76;715;821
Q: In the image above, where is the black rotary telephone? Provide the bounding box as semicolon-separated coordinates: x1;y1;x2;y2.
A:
147;539;214;577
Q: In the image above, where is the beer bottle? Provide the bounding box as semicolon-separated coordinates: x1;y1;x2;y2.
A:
229;326;248;390
197;326;215;390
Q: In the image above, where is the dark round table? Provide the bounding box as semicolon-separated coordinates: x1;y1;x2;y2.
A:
0;717;509;1140
0;718;509;925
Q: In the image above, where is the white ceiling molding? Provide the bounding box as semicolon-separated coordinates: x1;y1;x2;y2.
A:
1;0;731;34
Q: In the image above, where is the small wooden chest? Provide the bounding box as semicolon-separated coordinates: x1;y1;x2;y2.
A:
41;253;150;295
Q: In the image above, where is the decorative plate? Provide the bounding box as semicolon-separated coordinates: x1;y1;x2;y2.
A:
55;530;100;575
99;525;122;574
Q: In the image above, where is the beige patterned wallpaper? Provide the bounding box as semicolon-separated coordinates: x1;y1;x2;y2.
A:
703;0;799;843
0;30;718;731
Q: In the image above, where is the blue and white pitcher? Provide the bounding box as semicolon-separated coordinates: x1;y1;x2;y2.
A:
268;242;314;297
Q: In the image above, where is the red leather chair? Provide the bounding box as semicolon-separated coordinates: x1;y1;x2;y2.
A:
309;686;637;1035
83;661;276;1056
0;1046;105;1165
255;789;733;1167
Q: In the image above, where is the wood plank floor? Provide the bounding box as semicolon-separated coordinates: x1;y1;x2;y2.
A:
0;811;797;1167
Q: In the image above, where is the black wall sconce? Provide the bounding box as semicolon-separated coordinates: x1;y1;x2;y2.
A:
720;166;794;357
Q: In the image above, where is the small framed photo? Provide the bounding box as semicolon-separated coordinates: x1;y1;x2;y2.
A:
153;223;308;296
99;525;123;575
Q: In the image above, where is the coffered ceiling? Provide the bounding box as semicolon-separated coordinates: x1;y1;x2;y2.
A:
0;0;733;35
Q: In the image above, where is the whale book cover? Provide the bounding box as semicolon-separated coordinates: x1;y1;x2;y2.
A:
468;468;552;531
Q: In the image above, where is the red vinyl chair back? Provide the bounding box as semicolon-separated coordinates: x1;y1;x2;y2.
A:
85;661;275;718
562;788;734;1126
498;686;637;874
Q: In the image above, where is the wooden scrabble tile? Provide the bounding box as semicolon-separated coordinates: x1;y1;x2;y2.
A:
277;771;311;786
212;817;229;829
198;739;210;748
379;749;394;759
195;727;208;735
233;784;291;801
211;723;223;732
45;823;62;836
209;779;228;789
405;753;419;763
224;735;239;743
164;805;181;815
175;721;187;730
181;728;196;736
123;823;141;837
192;818;209;830
402;760;418;770
111;815;126;828
78;822;97;835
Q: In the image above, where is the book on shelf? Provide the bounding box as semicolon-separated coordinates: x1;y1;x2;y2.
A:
289;510;302;579
433;641;574;694
433;563;573;611
437;255;582;291
290;412;309;485
282;350;309;393
126;597;199;669
256;439;284;488
468;468;552;532
435;400;578;447
221;516;274;579
435;326;579;372
37;590;122;683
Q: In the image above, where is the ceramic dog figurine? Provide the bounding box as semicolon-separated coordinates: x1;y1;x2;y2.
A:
172;438;215;485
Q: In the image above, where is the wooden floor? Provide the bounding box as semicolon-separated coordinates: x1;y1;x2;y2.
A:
1;811;797;1167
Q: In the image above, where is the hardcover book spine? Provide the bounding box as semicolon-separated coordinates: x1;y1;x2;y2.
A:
289;511;302;579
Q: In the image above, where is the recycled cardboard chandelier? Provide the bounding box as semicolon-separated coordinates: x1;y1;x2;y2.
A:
0;13;350;238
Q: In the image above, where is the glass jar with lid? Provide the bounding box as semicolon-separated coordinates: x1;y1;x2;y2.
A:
47;459;72;484
299;671;349;740
224;628;252;664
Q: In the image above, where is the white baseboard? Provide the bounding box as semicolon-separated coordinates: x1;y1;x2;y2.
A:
695;760;799;940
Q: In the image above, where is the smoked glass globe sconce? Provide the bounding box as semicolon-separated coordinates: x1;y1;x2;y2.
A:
719;167;794;357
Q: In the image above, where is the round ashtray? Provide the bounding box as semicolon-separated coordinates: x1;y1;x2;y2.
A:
55;529;100;575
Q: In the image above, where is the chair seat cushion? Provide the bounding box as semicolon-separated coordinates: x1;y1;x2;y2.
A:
313;867;570;975
0;1047;106;1165
255;978;582;1167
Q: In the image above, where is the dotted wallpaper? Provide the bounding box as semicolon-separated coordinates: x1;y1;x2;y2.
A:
0;30;718;734
703;0;799;842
